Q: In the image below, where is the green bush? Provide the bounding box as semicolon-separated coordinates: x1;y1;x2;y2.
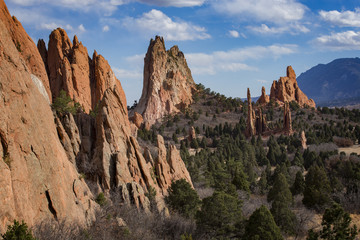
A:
95;192;107;207
51;90;81;115
1;220;36;240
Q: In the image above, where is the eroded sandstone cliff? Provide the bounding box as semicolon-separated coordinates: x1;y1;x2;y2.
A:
134;36;196;126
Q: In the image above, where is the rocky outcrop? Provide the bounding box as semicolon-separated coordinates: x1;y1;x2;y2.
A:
0;2;95;231
255;108;267;135
245;88;256;137
257;86;270;105
270;66;315;108
301;130;307;149
134;36;196;126
0;1;51;102
283;102;292;135
246;89;268;137
130;112;144;129
188;126;196;141
155;135;193;195
40;28;125;113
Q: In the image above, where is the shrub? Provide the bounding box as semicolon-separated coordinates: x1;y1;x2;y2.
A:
95;192;107;207
51;90;81;115
2;220;36;240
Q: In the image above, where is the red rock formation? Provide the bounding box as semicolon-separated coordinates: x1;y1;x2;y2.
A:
301;130;307;149
130;111;144;129
188;126;196;141
257;86;270;105
270;66;315;108
255;108;267;135
0;2;95;231
0;1;51;102
245;88;256;137
283;102;292;135
134;36;196;126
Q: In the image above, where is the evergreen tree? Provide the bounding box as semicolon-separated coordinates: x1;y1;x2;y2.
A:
303;165;332;211
1;220;36;240
244;205;283;240
196;191;243;236
291;171;305;196
165;179;201;219
306;204;358;240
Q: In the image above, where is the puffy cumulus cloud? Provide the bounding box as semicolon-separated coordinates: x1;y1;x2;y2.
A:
187;44;297;75
248;23;309;35
228;30;240;38
123;9;210;41
319;8;360;27
313;31;360;50
211;0;307;24
136;0;205;7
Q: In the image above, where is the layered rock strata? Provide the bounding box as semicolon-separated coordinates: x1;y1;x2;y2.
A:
134;36;196;126
270;66;315;108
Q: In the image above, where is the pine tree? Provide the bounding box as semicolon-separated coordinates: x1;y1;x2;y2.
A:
291;171;305;196
244;205;283;240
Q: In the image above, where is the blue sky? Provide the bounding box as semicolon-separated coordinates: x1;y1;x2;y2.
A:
5;0;360;104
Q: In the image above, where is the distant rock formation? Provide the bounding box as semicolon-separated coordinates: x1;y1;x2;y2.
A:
283;102;292;135
246;88;267;137
246;88;256;137
0;0;95;231
134;36;196;126
301;130;307;149
188;126;196;141
257;86;270;105
270;66;315;108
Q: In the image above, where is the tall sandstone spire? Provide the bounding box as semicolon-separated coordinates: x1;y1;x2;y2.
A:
134;36;196;126
270;66;315;108
245;88;256;137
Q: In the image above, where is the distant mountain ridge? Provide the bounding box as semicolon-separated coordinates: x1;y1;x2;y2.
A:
297;58;360;106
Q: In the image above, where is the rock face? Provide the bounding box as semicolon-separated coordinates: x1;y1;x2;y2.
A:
130;112;144;129
40;28;124;113
256;86;270;105
0;1;51;102
283;102;292;135
301;130;307;149
270;66;316;108
245;88;256;137
134;36;196;126
246;88;268;137
0;1;95;231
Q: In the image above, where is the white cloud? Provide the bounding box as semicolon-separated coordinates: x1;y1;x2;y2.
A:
212;0;307;24
113;68;142;80
40;22;73;31
187;44;297;75
248;23;309;35
136;0;205;7
78;24;86;32
123;9;210;41
319;8;360;27
102;25;110;32
313;30;360;50
229;30;239;38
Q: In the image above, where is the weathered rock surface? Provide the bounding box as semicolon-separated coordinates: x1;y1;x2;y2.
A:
270;66;316;108
283;102;292;135
134;36;196;126
0;2;95;231
256;86;270;105
0;1;51;102
245;88;256;137
130;112;144;129
301;130;307;149
188;126;196;141
41;28;125;113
